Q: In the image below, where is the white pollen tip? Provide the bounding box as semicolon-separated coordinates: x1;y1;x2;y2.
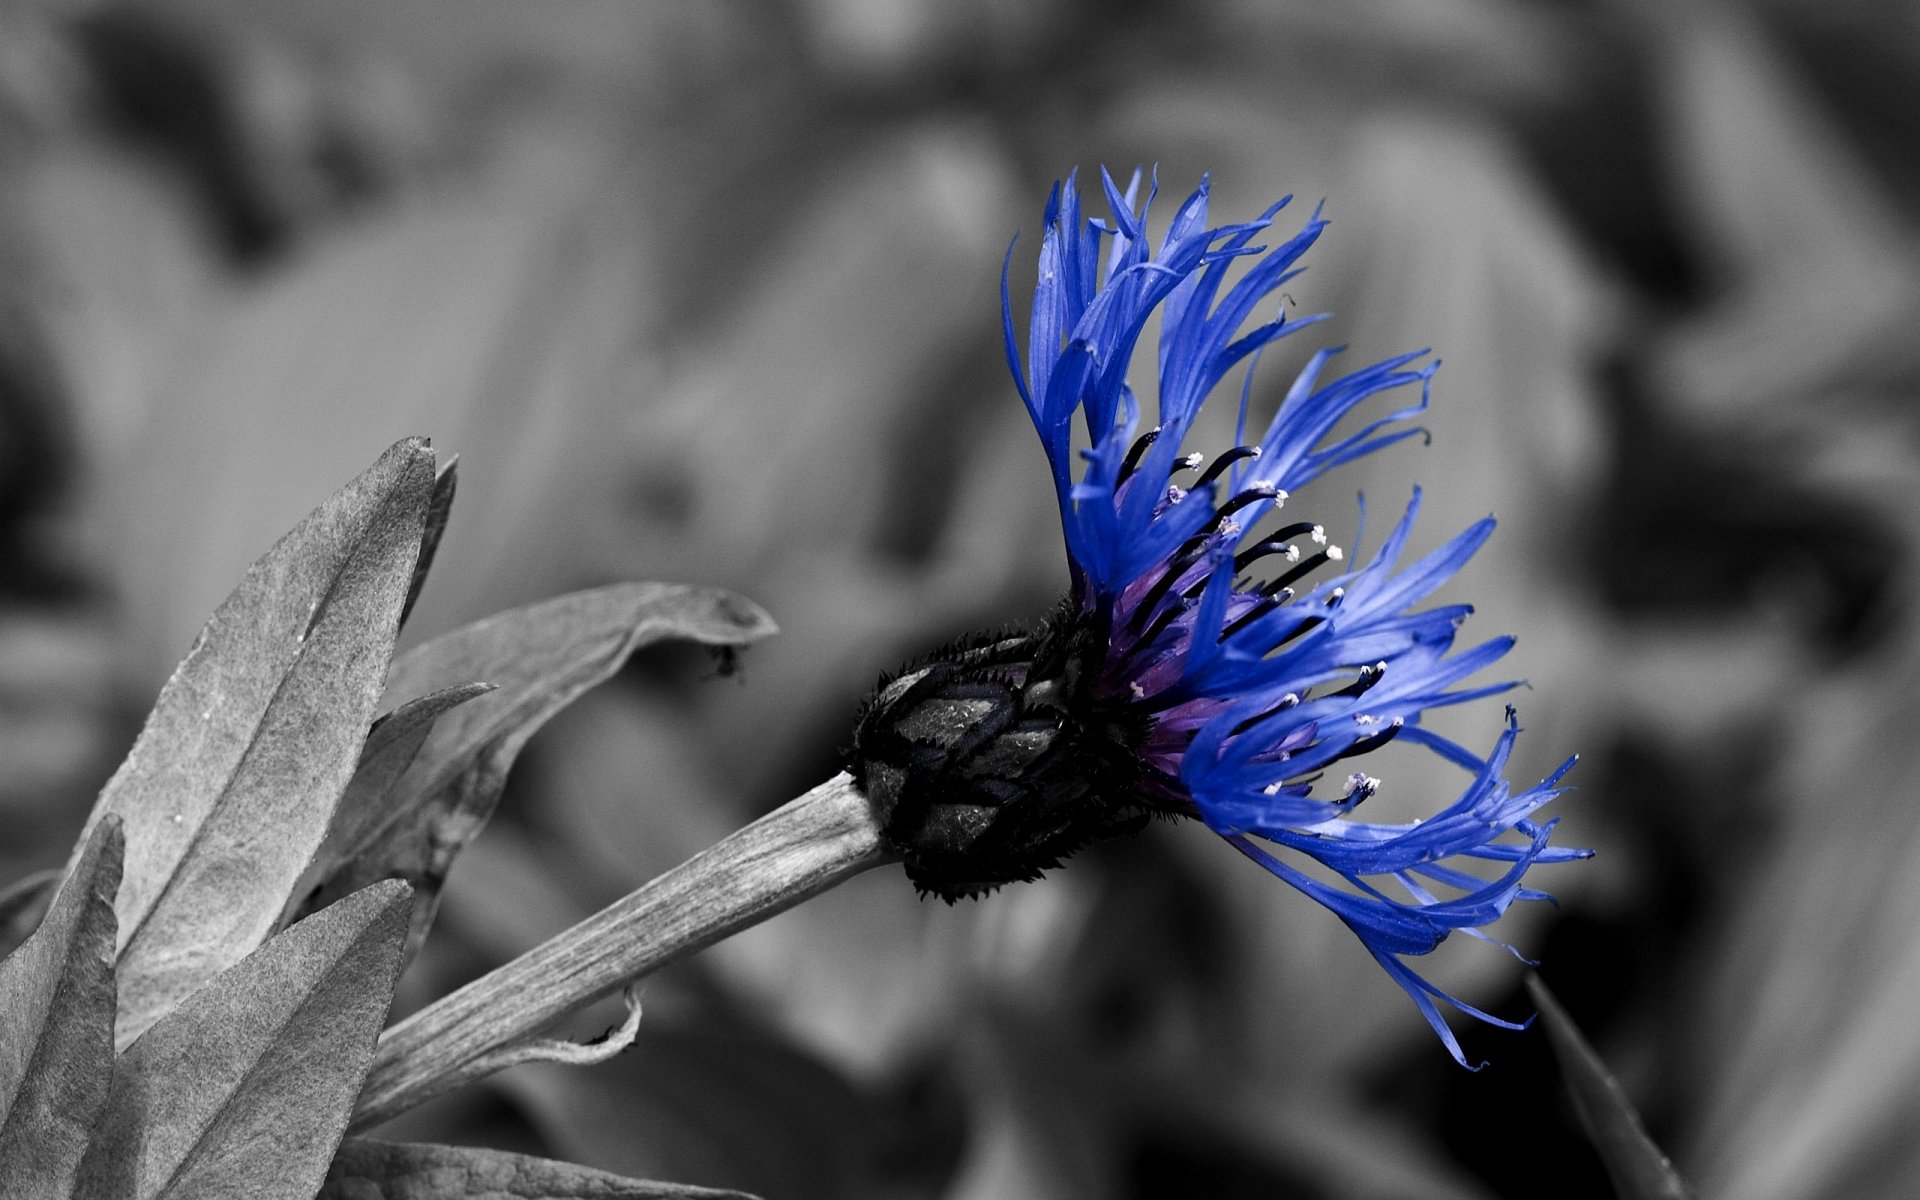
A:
1129;682;1146;698
1262;781;1284;796
1342;773;1380;799
1311;525;1326;544
1326;545;1344;561
1181;453;1203;469
1284;544;1301;561
1247;445;1263;458
1220;519;1242;537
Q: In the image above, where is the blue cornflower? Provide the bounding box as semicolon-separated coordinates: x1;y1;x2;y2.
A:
849;169;1586;1065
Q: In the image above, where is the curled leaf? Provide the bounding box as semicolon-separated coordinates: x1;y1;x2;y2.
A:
424;985;643;1104
300;583;777;957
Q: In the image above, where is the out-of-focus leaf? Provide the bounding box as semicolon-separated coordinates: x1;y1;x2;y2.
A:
0;867;60;957
1685;618;1920;1200
283;682;496;931
0;819;122;1199
401;456;459;630
298;583;776;957
320;1139;760;1199
1528;975;1693;1200
74;437;433;1047
503;1026;868;1200
75;880;411;1200
1648;2;1920;414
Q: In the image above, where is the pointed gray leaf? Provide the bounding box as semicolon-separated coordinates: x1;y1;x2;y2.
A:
76;880;411;1200
1528;975;1694;1200
321;1140;760;1199
76;438;435;1047
0;819;123;1199
282;683;496;931
301;583;776;957
401;456;458;630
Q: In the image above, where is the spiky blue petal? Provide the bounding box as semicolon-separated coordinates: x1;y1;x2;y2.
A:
1005;170;1587;1064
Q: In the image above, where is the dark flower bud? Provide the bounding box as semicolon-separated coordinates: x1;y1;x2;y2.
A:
846;612;1153;901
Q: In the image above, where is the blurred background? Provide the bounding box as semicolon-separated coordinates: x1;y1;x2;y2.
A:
1;0;1916;1196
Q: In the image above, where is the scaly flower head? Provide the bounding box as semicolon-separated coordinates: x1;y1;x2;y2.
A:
848;169;1586;1065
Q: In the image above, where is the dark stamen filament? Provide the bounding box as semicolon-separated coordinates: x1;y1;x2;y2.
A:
1229;691;1302;737
1268;550;1337;594
1220;594;1283;639
1193;445;1261;490
1332;662;1387;699
1116;427;1162;484
1331;720;1403;762
1213;486;1279;525
1126;535;1215;634
1128;601;1186;655
1232;525;1323;572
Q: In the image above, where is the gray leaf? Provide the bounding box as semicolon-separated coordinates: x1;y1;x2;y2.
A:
75;880;411;1200
301;583;777;958
0;819;123;1199
76;438;435;1048
1528;975;1694;1200
321;1140;760;1199
282;683;496;931
400;457;459;630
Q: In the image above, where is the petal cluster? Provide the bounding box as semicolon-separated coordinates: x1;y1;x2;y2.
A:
1005;168;1587;1065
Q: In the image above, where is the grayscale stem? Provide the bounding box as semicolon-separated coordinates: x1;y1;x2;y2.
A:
351;772;892;1129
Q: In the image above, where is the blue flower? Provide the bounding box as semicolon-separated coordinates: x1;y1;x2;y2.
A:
998;168;1588;1067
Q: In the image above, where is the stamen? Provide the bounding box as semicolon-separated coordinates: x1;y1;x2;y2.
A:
1341;773;1380;804
1117;427;1162;483
1332;718;1404;762
1127;535;1215;633
1271;613;1321;648
1332;661;1388;699
1170;452;1204;474
1228;690;1302;737
1232;523;1326;572
1193;444;1262;490
1323;586;1345;607
1220;594;1284;640
1214;485;1280;525
1269;549;1338;594
1128;601;1186;654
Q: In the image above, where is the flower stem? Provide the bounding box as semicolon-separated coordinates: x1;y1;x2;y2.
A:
350;771;892;1129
